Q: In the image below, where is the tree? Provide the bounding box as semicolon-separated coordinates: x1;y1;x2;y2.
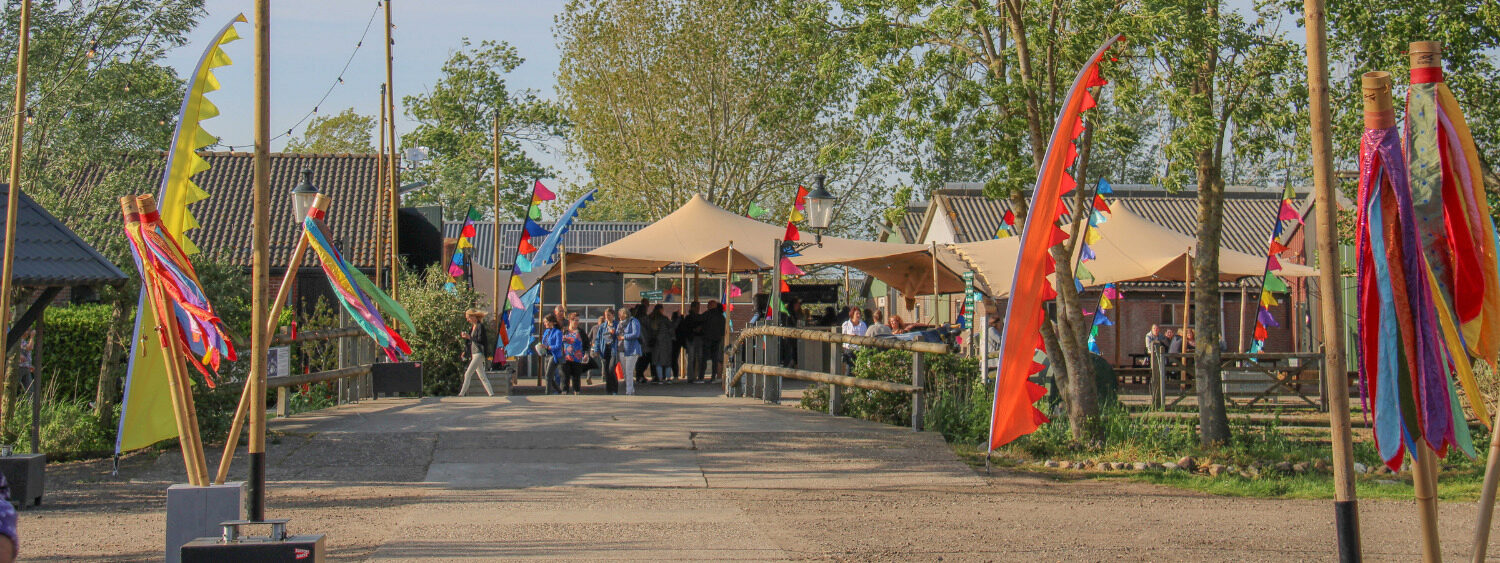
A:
284;108;375;153
400;39;567;220
556;0;891;236
814;0;1137;442
1134;0;1302;445
0;0;207;418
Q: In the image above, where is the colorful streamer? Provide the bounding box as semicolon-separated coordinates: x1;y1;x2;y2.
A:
304;210;411;361
501;188;597;359
989;35;1122;451
445;207;482;292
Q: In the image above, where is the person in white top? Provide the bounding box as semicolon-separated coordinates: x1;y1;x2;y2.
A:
840;308;869;371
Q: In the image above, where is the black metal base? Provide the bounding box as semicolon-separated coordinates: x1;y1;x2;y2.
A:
249;452;265;521
0;454;45;508
371;361;423;397
1335;499;1361;563
181;535;325;562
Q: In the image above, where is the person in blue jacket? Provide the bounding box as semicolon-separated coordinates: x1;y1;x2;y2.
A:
615;307;643;396
539;316;564;394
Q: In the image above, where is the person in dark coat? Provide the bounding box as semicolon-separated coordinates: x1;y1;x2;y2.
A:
699;300;727;382
681;301;704;381
633;298;653;381
778;297;801;368
649;305;675;382
592;308;617;393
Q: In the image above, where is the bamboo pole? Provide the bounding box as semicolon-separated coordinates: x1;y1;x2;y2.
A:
383;0;400;299
374;85;387;290
120;197;210;486
491;114;501;323
1474;400;1500;561
1314;4;1362;558
930;241;940;323
0;0;31;435
249;0;270;519
1414;441;1443;562
215;194;330;485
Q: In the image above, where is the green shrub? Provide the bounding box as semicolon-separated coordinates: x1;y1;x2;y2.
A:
800;348;987;442
37;304;111;404
2;394;115;460
398;264;483;396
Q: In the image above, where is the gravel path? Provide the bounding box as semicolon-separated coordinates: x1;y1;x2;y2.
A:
19;383;1500;561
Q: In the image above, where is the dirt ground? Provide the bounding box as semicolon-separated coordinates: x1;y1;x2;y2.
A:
19;384;1500;561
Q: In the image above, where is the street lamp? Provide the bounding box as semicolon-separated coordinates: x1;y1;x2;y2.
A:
290;168;320;221
804;173;836;231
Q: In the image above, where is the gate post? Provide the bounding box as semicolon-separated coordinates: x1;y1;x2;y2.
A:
828;340;843;416
911;352;925;431
1150;347;1164;409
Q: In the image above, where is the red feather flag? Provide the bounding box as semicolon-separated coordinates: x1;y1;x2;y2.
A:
988;35;1122;451
518;232;537;254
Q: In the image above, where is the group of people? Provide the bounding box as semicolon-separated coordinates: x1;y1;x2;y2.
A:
524;299;728;396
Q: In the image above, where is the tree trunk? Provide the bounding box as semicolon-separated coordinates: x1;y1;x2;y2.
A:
1194;148;1230;446
1057;121;1101;443
93;296;131;416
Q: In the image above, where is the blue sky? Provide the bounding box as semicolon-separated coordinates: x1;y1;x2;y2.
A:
162;0;572;175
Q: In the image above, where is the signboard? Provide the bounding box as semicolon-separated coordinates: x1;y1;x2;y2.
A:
267;346;291;380
642;290;664;301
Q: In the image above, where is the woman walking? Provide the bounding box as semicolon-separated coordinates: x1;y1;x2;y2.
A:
648;305;674;382
457;310;494;397
592;308;617;394
560;317;590;395
616;308;643;395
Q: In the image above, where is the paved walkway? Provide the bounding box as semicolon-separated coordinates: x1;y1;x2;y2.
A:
25;382;1500;561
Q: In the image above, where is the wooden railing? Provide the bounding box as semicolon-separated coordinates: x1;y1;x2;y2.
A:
726;324;949;431
1150;350;1327;410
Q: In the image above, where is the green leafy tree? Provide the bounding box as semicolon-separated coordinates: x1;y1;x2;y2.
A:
400;39;567;221
556;0;892;236
1133;0;1302;446
284;108;376;154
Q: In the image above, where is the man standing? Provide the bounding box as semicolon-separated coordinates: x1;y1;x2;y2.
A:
681;301;703;381
1144;324;1167;353
699;300;727;382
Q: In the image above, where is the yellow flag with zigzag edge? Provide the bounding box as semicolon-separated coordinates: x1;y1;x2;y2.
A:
116;15;244;454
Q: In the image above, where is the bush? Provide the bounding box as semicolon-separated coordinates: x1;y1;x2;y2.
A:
800;348;987;442
398;264;483;396
37;304;112;404
1;393;115;459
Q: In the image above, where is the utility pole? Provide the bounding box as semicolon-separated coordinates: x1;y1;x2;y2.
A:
1304;0;1359;559
249;0;271;521
492;114;502;322
0;0;31;433
383;0;400;299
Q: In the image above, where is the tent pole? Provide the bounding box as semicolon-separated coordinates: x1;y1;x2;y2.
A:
0;0;30;437
930;241;939;324
680;265;687;314
374;86;387;291
491;114;501;324
1238;284;1247;352
723;242;733;382
560;242;567;311
383;0;400;300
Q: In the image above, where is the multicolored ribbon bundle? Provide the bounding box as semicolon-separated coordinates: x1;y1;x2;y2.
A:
1356;60;1496;471
989;35;1123;451
444;207;482;292
304;209;412;361
1247;186;1301;354
121;197;238;386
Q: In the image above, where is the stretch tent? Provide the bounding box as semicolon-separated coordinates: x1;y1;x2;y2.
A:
949;200;1318;297
532;194;968;296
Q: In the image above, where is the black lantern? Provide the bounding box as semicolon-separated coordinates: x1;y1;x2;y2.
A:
290;168;320;221
805;173;836;230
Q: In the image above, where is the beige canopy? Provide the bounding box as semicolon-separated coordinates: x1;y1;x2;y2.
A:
949;200;1318;297
541;194;967;296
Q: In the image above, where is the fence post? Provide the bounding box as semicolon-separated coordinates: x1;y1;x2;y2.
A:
1150;347;1164;409
828;340;843;416
276;387;288;418
911;352;925;431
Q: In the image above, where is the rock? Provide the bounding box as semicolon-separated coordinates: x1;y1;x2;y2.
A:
1162;462;1180;471
1177;456;1197;472
1292;462;1310;474
1132;462;1149;471
1207;464;1227;477
1313;459;1330;472
1147;462;1164;471
1044;460;1060;468
1353;462;1368;474
1239;471;1254;479
1376;479;1399;486
1275;461;1294;473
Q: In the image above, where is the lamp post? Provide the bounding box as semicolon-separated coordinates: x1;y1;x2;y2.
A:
291;168;319;223
768;173;836;394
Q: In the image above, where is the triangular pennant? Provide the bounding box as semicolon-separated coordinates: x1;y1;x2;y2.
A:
1003;209;1015;225
467;208;484;221
528;205;542;220
448;263;465;277
1096;179;1113;194
780;278;790;292
1268;240;1289;255
1049;225;1069;247
1278;200;1301;222
1102;285;1121;300
795;185;809;206
508;289;524;308
523;219;550;237
1282;185;1295;200
510;275;525;291
1079;243;1096;262
748;202;767;218
460;224;477;239
1099;295;1113;310
1074;278;1084;293
1076;262;1094;281
451;250;465;265
1253;323;1268;341
457;238;473;249
1263;271;1289;293
1258;306;1280;328
995;228;1012;239
533;180;556;201
784;221;800;242
514;254;533;273
1090;210;1108;226
1093;312;1113;326
780;257;805;276
790;209;805;222
1084;226;1102;244
729;285;743;297
1260;291;1279;307
1268;255;1283;271
518;235;538;254
1092;194;1110;212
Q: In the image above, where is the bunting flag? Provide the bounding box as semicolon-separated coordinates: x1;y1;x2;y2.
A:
780;257;805;276
1096;179;1113;194
795;185;809;209
117;15;244;455
445;207;482;292
305;210;411;361
501;189;598;359
989;35;1122;451
1086;283;1119;354
1249;186;1300;353
784;221;800;242
747;202;767;218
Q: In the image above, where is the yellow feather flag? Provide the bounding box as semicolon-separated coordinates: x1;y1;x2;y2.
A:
116;15;243;454
1084;226;1103;244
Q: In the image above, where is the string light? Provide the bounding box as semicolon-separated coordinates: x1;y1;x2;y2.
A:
123;80;131;93
24;109;34;126
86;40;98;59
210;1;382;150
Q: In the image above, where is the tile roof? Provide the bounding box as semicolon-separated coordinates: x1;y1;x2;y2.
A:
442;221;650;269
929;185;1291;254
72;152;383;268
0;184;128;287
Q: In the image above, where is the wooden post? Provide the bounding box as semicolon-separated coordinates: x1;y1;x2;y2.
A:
723;242;733;382
0;0;31;434
491;114;502;322
828;339;842;416
28;315;39;455
559;242;568;310
1474;404;1500;562
1237;284;1248;352
275;388;287;418
930;241;940;323
374;85;386;290
679;264;688;314
911;352;925;431
1414;441;1443;562
1181;250;1192;328
383;0;400;299
215;194;330;485
249;0;271;519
